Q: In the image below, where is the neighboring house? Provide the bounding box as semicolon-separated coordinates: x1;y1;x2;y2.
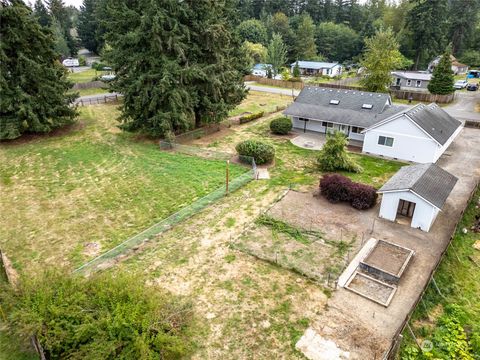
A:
378;163;458;232
391;71;432;91
251;63;272;77
428;55;469;75
283;87;463;163
291;61;343;77
362;103;463;163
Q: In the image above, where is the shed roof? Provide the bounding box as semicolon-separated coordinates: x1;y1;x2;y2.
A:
379;163;458;209
292;61;339;69
405;104;462;145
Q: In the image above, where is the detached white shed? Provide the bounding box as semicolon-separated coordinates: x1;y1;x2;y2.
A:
378;163;458;232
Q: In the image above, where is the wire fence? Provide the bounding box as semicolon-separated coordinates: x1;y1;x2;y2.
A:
75;143;256;274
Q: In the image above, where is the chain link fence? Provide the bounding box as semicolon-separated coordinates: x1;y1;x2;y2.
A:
75;143;256;274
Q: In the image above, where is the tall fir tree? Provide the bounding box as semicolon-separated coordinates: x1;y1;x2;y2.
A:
427;50;454;95
0;0;77;140
103;0;246;136
47;0;76;56
360;28;404;92
406;0;448;69
78;0;102;53
33;0;51;27
295;13;317;60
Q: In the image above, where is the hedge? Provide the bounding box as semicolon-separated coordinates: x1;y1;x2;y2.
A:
320;174;377;210
235;139;275;165
239;111;264;124
270;117;292;135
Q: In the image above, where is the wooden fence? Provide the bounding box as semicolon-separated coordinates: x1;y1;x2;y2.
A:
390;89;455;104
244;75;304;90
72;81;105;90
77;94;120;106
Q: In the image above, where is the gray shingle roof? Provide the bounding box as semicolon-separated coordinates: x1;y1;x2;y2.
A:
283;87;407;128
391;71;432;81
405;104;462;145
379;163;458;209
292;61;339;69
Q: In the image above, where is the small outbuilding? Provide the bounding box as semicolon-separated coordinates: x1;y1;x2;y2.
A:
378;163;458;232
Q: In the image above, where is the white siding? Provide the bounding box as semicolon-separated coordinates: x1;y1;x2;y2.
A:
290;116;365;140
433;124;463;162
362;115;440;163
379;191;439;232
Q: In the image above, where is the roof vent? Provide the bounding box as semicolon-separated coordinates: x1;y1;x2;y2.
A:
330;99;340;105
362;104;373;109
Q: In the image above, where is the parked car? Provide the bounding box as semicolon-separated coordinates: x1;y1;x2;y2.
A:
100;74;116;81
453;80;468;89
466;83;479;91
62;58;79;67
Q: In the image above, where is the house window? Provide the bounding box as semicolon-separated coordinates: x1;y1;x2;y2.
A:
299;117;309;122
406;79;412;86
396;78;401;86
416;80;422;87
322;121;333;128
378;136;394;147
351;126;364;134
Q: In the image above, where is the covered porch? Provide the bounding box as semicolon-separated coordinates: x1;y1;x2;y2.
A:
290;129;364;151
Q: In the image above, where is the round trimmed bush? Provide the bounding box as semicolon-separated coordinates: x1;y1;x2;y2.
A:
235;139;275;165
270;117;292;135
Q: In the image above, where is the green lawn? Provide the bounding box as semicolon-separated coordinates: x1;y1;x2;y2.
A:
0;105;247;273
71;87;111;97
399;186;480;359
67;68;100;83
228;91;293;117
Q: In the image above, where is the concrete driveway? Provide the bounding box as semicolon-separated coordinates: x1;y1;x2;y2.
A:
443;91;480;123
302;127;480;359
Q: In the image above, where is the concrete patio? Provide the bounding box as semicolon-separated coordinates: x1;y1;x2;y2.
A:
290;129;363;150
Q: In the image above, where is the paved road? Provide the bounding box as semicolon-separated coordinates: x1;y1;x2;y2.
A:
246;82;300;96
443;91;480;123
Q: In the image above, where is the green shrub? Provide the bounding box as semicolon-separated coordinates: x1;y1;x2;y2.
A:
239;111;264;124
317;131;362;173
78;55;86;66
270;117;292;135
235;139;275;164
0;270;194;359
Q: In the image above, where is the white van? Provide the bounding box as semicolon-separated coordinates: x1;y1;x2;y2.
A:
62;58;79;67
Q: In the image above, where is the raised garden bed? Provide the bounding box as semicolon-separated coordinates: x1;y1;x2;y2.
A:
345;271;397;307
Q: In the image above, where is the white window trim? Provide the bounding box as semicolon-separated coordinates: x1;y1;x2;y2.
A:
378;135;394;147
416;80;422;87
406;79;412;86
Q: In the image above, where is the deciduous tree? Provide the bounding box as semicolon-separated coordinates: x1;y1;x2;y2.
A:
295;13;317;60
237;19;268;45
0;0;77;140
316;22;362;62
266;33;287;76
360;28;404;92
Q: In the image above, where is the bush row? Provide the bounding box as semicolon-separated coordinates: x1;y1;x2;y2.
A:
236;139;275;165
270;117;292;135
239;111;264;124
320;174;377;210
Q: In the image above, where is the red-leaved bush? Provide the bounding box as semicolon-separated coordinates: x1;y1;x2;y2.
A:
320;174;378;210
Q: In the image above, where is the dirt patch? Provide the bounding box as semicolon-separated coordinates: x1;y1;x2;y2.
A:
346;272;396;306
363;240;413;276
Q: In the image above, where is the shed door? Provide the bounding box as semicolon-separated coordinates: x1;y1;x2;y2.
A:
397;199;415;217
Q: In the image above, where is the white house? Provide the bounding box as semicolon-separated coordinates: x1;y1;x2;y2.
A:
292;61;343;77
362;103;463;163
428;55;469;75
378;163;458;232
283;87;463;163
251;63;272;77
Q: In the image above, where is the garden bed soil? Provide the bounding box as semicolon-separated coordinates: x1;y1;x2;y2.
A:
362;240;414;277
345;272;397;307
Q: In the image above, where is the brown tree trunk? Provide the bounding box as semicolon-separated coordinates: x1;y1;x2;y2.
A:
194;110;201;129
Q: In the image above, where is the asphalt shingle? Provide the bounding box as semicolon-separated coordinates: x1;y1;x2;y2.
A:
379;163;458;209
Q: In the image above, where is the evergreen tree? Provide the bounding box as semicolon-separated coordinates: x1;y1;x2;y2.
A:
427;50;454;95
0;0;77;140
78;0;101;53
50;17;69;57
237;19;268;45
316;22;362;62
295;13;317;60
47;0;76;56
449;0;480;55
360;28;404;92
266;33;287;76
33;0;51;27
103;0;246;136
406;0;448;69
293;61;300;78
